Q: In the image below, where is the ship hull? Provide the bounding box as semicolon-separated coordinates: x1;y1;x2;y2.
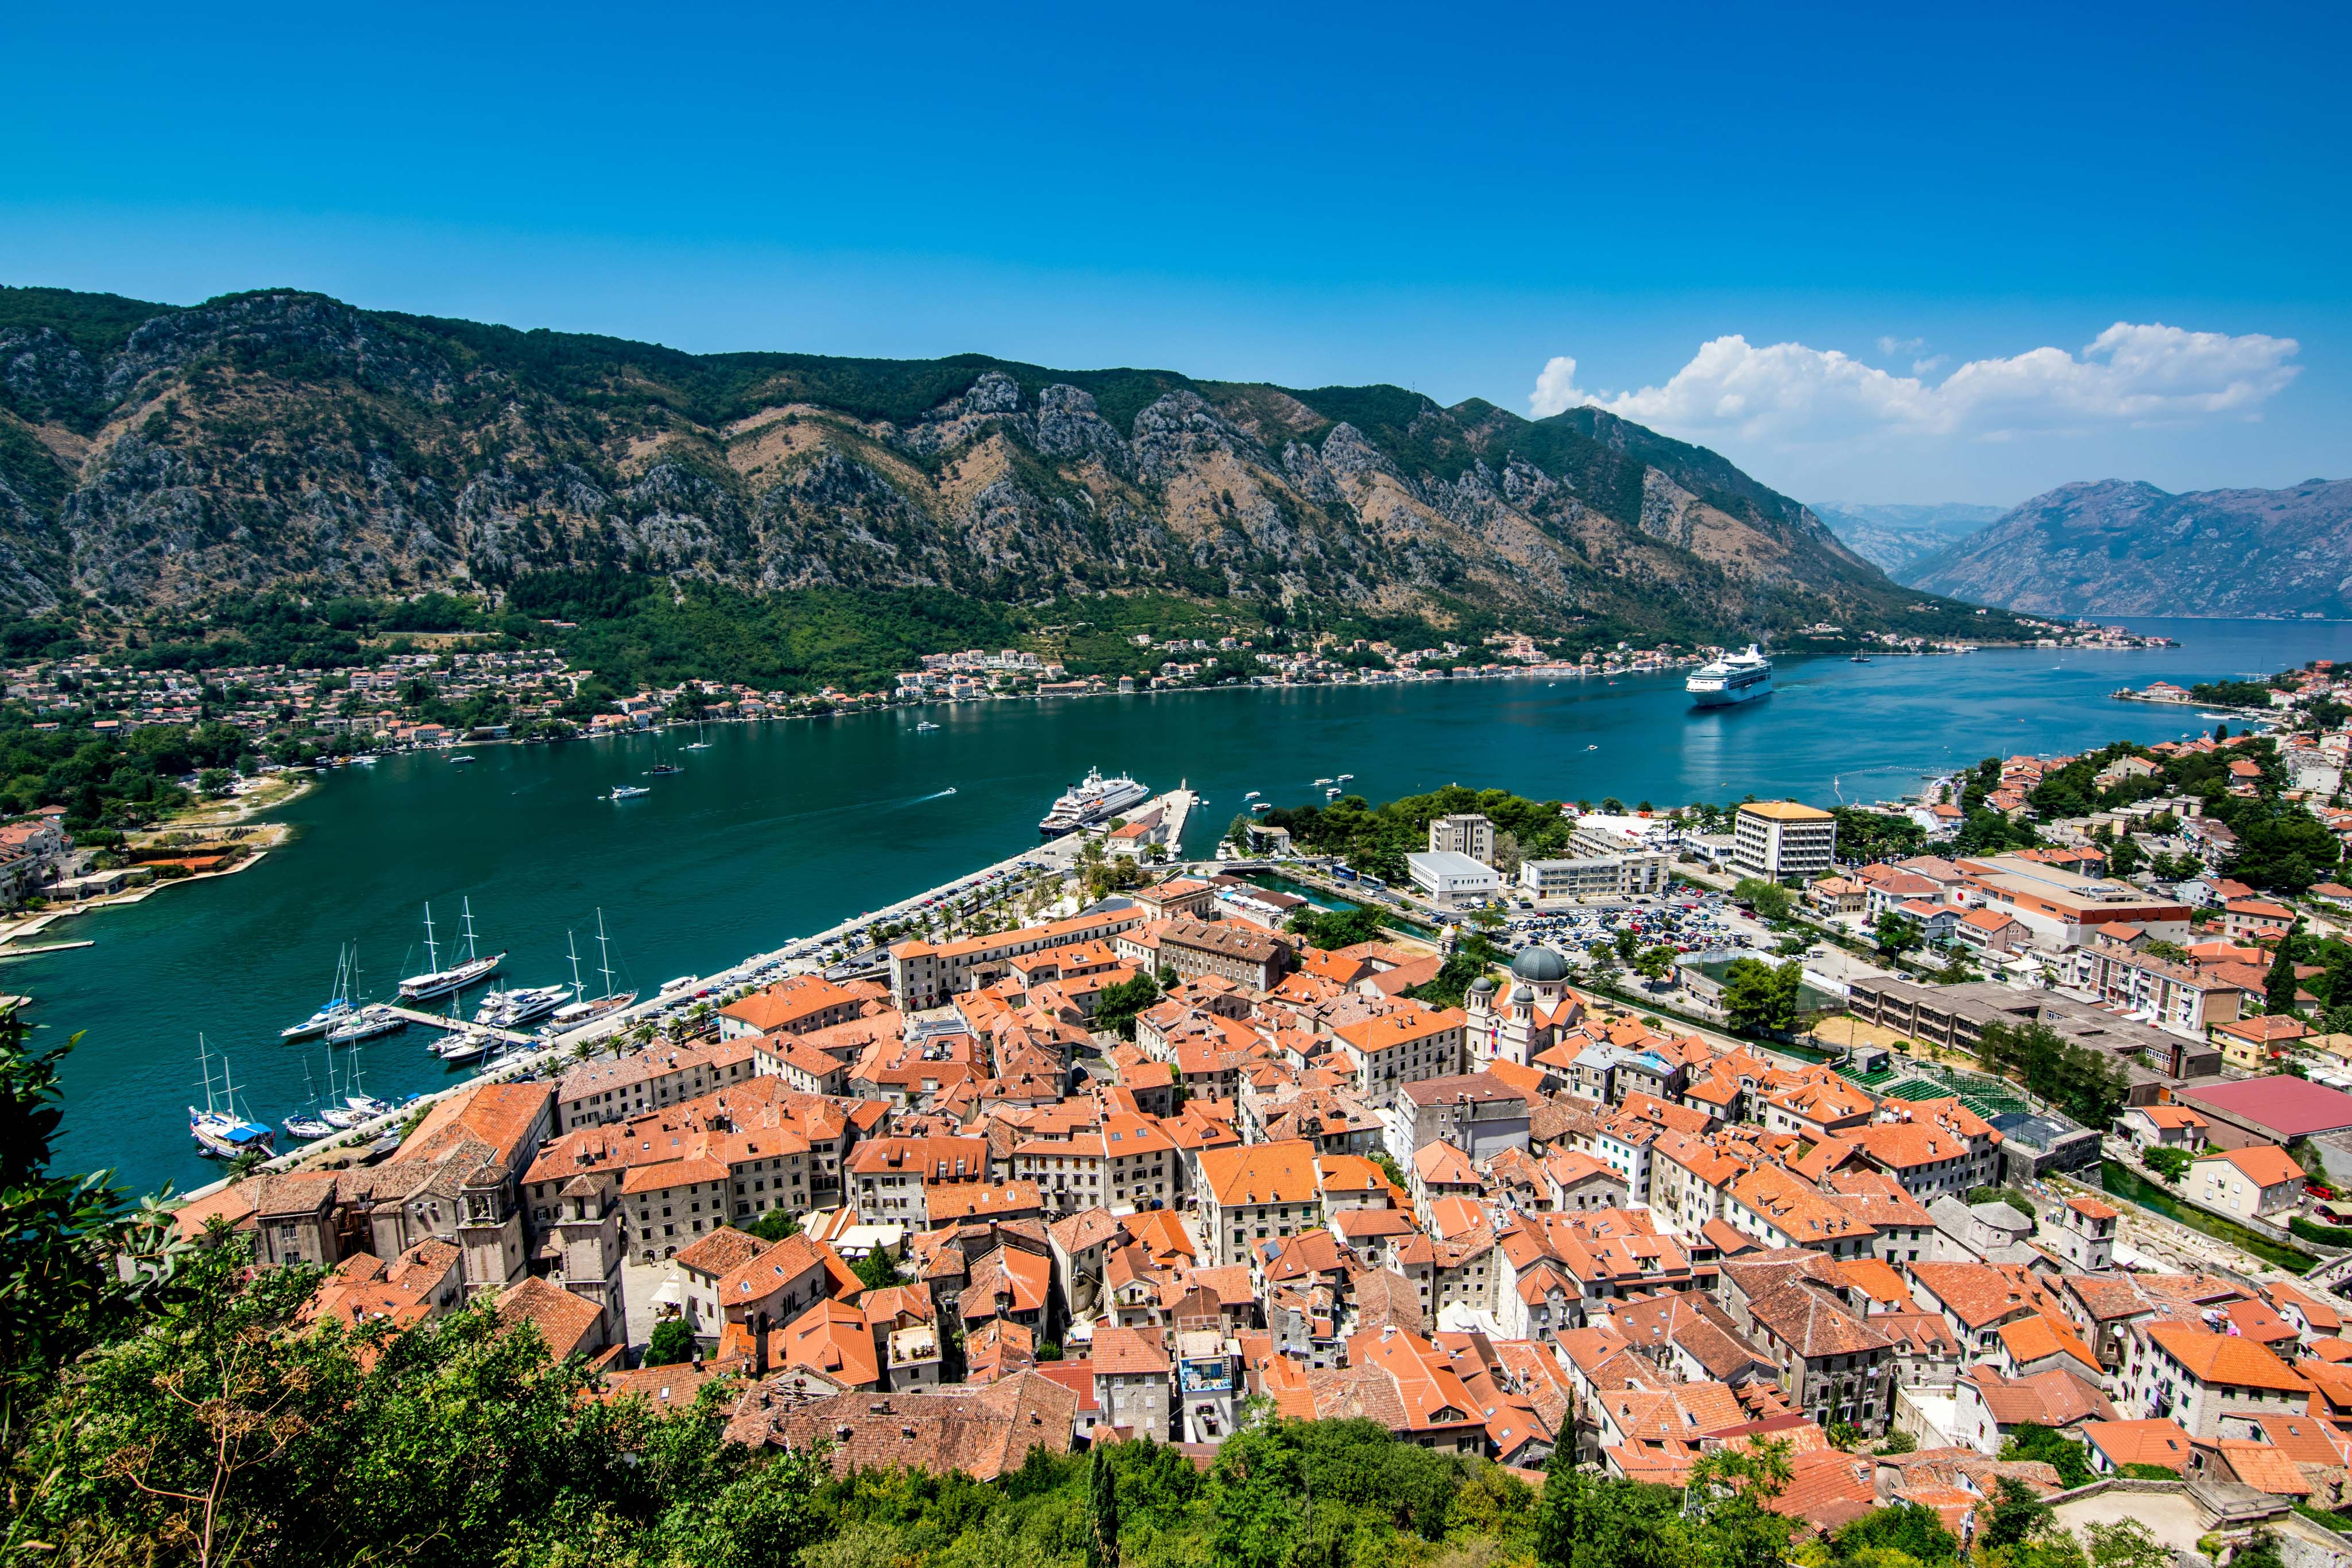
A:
1689;677;1773;708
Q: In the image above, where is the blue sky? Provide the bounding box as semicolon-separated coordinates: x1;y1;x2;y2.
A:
5;1;2346;505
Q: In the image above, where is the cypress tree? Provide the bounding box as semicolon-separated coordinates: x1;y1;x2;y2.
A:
2267;920;2302;1015
1088;1442;1121;1568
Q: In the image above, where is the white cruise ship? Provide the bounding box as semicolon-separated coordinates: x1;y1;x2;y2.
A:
1039;766;1151;837
1686;645;1774;707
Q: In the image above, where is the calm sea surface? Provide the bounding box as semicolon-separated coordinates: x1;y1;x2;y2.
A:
33;615;2351;1194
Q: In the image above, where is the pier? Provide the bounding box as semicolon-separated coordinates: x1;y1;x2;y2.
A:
376;1005;541;1048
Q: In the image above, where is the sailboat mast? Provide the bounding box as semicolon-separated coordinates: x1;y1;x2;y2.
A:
461;898;478;964
423;903;439;973
567;930;584;997
595;909;616;997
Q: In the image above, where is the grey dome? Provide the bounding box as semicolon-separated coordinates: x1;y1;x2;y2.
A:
1510;945;1569;984
1468;975;1496;994
1510;985;1535;1005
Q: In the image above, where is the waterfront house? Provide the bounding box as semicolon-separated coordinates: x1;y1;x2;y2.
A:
2188;1144;2305;1219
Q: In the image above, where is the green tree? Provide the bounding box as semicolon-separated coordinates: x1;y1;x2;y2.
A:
744;1207;802;1243
1982;1476;2055;1552
1634;945;1677;984
2266;921;2304;1014
2086;1517;2172;1568
1999;1422;2095;1488
1531;1455;1581;1568
853;1246;903;1292
0;1015;185;1447
1087;1441;1121;1568
1732;877;1794;921
1093;972;1162;1040
1873;911;1925;957
1832;1500;1959;1566
1722;958;1802;1035
2144;1145;2191;1183
644;1318;697;1366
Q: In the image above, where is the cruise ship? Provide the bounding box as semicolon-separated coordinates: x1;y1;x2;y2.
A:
1038;766;1151;837
1686;645;1774;707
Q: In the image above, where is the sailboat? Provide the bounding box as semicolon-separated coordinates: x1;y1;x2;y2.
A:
397;899;505;1000
282;1060;336;1141
546;912;638;1030
318;1051;370;1128
189;1037;274;1158
682;719;711;752
280;944;355;1039
341;1052;393;1121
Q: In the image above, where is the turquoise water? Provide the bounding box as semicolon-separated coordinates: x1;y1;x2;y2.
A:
27;615;2351;1195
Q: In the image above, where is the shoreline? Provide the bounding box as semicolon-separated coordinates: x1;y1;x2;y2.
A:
169;793;1134;1208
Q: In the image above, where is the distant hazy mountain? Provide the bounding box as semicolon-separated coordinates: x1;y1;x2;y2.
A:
1811;502;2007;576
1905;478;2352;618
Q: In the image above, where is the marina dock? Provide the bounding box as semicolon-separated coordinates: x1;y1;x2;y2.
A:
376;1005;540;1047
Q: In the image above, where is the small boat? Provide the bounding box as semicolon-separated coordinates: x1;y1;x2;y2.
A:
1324;787;1341;799
683;719;711;751
189;1038;275;1159
1251;801;1273;813
1586;744;1598;751
1244;791;1260;800
941;787;956;795
1850;654;1871;663
397;901;504;999
280;944;355;1040
450;754;476;765
434;1029;498;1063
1337;773;1353;782
1314;777;1333;786
283;1062;336;1141
352;754;378;767
915;721;941;732
646;764;683;776
608;784;650;800
660;974;699;996
327;1003;405;1045
281;1109;334;1141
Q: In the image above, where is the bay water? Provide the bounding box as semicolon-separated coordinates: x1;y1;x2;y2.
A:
32;615;2350;1194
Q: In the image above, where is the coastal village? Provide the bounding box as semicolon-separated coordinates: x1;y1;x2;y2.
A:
162;656;2352;1562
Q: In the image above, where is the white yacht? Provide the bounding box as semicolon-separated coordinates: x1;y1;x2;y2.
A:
1037;766;1150;837
1686;645;1774;708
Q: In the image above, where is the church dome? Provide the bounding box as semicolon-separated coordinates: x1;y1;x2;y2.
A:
1509;944;1570;984
1468;975;1496;994
1510;985;1535;1005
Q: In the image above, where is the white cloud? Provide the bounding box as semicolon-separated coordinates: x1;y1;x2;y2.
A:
1528;355;1590;419
1527;323;2300;447
1910;355;1949;375
1878;335;1926;357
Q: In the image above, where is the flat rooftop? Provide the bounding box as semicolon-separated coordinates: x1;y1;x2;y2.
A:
2178;1075;2352;1139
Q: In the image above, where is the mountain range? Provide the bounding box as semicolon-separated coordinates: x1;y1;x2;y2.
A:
1811;502;2007;577
0;285;2026;649
1904;478;2352;618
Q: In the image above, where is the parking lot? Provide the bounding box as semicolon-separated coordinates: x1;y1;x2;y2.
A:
1500;889;1778;966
